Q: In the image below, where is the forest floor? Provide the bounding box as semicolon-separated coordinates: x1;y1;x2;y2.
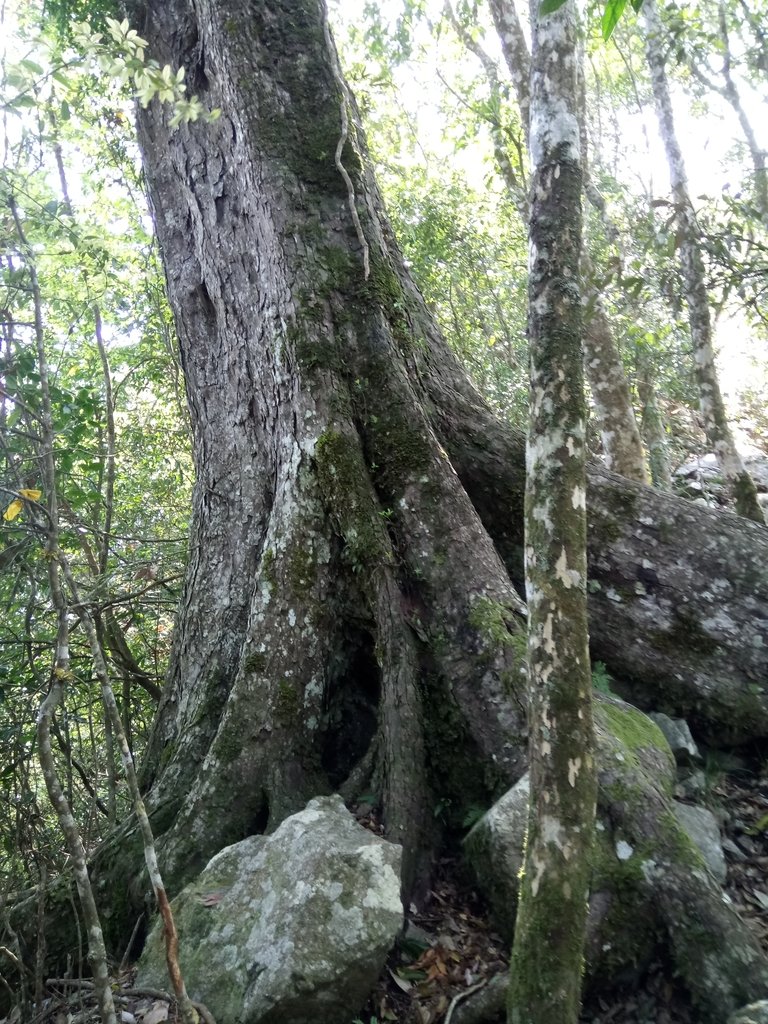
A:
20;762;768;1024
360;760;768;1024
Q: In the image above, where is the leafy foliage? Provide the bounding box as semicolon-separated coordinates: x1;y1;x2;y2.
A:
0;8;192;890
541;0;645;39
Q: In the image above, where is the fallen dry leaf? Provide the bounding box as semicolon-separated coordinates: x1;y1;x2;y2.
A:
140;1001;170;1024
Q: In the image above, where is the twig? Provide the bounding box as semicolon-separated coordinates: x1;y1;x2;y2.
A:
119;912;145;971
445;978;488;1024
320;6;370;279
47;978;217;1023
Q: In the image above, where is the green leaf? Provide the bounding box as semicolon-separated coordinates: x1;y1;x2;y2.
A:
602;0;628;40
540;0;568;12
747;812;768;835
20;59;44;76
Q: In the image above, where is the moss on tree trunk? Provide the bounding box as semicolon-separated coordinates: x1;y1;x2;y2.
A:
21;2;766;1016
507;3;596;1021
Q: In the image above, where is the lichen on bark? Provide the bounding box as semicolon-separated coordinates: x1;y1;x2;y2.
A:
508;3;597;1022
38;3;766;1016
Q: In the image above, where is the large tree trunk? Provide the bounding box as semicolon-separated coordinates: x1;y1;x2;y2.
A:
122;0;528;900
73;0;768;1014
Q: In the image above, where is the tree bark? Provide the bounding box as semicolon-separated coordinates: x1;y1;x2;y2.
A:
120;0;527;902
508;2;596;1020
582;261;648;482
108;0;768;894
62;0;768;1013
432;385;768;743
637;362;673;490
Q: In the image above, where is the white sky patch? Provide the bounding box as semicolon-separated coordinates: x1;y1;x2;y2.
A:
571;485;586;509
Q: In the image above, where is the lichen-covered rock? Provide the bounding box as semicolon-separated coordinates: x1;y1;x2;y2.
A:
672;801;726;884
729;1000;768;1024
463;774;528;941
647;713;700;764
137;795;403;1024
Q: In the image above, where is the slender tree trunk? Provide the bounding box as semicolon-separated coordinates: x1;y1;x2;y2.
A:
443;1;528;219
488;0;646;482
643;0;764;523
687;3;768;226
488;0;530;137
582;257;648;482
715;2;768;225
10;200;117;1024
508;3;596;1021
576;64;647;484
637;361;673;490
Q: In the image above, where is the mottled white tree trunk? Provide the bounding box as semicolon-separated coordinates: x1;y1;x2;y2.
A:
488;0;647;484
637;361;673;490
508;3;596;1022
643;0;764;522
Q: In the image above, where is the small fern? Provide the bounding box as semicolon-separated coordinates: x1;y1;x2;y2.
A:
462;804;486;829
591;661;614;695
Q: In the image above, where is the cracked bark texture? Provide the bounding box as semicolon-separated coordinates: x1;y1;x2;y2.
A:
643;0;764;523
64;0;768;1010
115;0;527;903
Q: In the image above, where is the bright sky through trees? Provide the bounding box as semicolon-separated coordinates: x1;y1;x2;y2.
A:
330;0;768;428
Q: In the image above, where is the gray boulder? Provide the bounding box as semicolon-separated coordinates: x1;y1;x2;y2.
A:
463;774;529;941
672;801;727;884
647;713;700;763
729;1001;768;1024
137;795;403;1024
